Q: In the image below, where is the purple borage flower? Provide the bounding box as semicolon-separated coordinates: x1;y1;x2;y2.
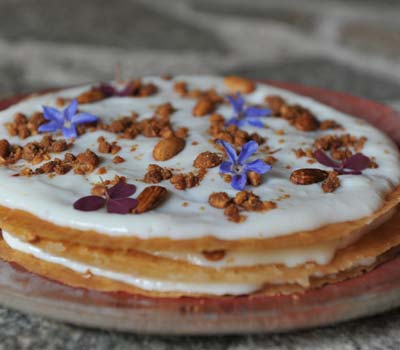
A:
39;99;98;138
217;139;272;191
314;149;370;175
226;93;272;128
73;180;138;214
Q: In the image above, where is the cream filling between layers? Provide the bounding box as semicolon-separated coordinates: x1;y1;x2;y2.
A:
2;229;377;295
2;231;260;295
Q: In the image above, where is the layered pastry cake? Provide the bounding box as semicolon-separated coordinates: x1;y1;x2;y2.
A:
0;75;399;297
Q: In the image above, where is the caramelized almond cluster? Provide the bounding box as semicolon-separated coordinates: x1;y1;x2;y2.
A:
209;191;276;223
6;112;47;139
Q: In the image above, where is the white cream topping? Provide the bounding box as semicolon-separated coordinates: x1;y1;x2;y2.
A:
2;231;259;295
0;75;399;240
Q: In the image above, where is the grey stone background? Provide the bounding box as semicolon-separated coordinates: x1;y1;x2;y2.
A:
1;0;400;348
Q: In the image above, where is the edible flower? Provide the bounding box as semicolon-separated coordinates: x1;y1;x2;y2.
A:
226;93;271;128
39;99;98;138
314;149;370;175
218;140;272;190
73;179;138;214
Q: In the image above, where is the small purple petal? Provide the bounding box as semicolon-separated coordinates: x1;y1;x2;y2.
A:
62;125;78;138
244;106;271;117
246;118;265;128
219;161;233;174
231;173;247;191
227;93;244;114
73;196;106;211
70;112;98;125
226;117;240;126
42;106;63;123
245;159;272;174
314;150;341;168
342;153;370;171
107;181;137;199
107;198;138;214
64;99;78;121
38;120;61;133
237;140;258;165
216;139;237;164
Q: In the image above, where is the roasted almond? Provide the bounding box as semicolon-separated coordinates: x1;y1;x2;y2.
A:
153;136;185;161
192;98;215;117
224;76;255;94
134;186;168;214
290;168;329;185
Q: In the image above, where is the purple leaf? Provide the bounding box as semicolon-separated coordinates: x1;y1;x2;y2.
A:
97;83;117;97
314;150;341;168
237;140;258;165
73;196;106;211
342;153;370;171
107;180;137;199
107;198;138;214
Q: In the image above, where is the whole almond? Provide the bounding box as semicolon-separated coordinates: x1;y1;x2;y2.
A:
192;98;215;117
153;136;185;161
290;168;329;185
134;186;168;214
224;76;255;94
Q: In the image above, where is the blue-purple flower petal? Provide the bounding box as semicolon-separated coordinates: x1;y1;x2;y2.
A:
63;99;78;121
219;161;233;174
247;118;265;128
245;159;272;174
42;106;63;123
237;140;258;165
70;112;98;125
217;140;237;164
231;173;247;191
38;121;60;133
62;125;78;138
244;106;271;117
227;93;245;114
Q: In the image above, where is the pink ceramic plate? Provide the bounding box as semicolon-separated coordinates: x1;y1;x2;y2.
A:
0;82;400;335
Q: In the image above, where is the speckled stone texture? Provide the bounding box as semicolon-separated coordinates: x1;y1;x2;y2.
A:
1;0;400;348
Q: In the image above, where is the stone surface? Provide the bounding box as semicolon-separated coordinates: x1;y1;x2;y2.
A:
225;57;400;101
341;21;400;58
1;0;400;348
0;0;226;51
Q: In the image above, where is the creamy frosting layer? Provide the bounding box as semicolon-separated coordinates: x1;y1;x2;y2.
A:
2;231;260;295
0;76;399;240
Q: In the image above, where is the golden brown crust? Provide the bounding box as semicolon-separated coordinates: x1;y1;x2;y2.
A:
0;185;399;252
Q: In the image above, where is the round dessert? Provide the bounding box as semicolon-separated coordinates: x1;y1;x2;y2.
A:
0;75;399;297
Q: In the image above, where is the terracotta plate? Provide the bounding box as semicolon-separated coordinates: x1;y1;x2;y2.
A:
0;82;400;335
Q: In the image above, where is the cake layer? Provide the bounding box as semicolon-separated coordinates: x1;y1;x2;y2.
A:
1;206;400;296
0;76;398;245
